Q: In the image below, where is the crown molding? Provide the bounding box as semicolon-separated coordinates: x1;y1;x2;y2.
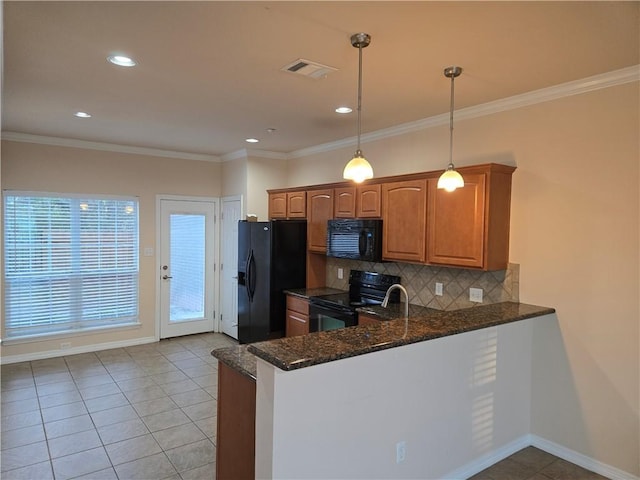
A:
1;132;221;163
288;64;640;159
221;148;289;162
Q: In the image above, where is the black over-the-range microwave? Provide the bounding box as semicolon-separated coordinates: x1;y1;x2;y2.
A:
326;219;383;262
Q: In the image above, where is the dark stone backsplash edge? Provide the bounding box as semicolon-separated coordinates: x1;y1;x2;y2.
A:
247;302;555;372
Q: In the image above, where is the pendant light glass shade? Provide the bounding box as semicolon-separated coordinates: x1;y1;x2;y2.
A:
438;66;464;192
343;33;373;184
343;149;373;184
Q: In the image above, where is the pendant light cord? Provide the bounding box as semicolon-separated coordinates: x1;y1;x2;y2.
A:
356;43;363;153
449;72;455;167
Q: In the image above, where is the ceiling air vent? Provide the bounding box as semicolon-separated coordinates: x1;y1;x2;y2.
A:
281;58;338;79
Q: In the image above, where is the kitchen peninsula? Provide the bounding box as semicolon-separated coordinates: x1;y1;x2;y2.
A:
213;301;555;479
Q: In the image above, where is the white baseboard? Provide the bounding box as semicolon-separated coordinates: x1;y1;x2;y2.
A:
0;336;158;364
530;435;639;480
444;435;532;479
443;434;638;480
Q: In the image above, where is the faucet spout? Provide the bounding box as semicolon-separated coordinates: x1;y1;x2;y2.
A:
382;283;409;318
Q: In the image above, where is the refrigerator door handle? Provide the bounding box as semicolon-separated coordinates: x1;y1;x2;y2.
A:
248;249;257;301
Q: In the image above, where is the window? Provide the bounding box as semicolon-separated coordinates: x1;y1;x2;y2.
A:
3;192;139;339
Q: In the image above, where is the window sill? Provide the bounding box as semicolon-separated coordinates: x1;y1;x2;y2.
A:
0;322;142;346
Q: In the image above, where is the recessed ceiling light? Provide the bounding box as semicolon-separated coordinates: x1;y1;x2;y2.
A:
245;138;259;143
107;55;137;67
74;111;92;118
335;106;353;114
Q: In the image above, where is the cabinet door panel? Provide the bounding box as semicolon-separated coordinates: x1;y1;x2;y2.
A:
287;191;307;218
356;184;381;218
269;193;287;219
307;189;334;253
382;180;427;263
427;173;486;268
334;187;356;218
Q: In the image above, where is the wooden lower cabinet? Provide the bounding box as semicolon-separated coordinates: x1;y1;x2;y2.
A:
286;295;310;337
382;179;428;263
358;314;380;326
216;363;256;480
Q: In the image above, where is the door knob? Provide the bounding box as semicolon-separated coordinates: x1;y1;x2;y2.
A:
162;275;173;280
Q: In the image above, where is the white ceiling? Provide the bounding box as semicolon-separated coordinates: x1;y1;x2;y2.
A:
3;1;639;159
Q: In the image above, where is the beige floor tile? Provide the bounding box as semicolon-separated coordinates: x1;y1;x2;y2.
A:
132;396;178;417
44;414;94;439
97;418;150;445
48;429;102;458
41;400;88;423
170;388;212;408
0;460;53;480
152;422;207;451
0;424;45;450
165;438;215;473
90;405;139;428
182;399;217;422
113;451;178;480
85;392;130;413
105;433;162;466
51;446;111;480
37;389;83;409
0;440;49;472
142;408;192;432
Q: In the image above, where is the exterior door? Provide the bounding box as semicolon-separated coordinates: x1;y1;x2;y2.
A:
220;196;242;339
159;198;217;339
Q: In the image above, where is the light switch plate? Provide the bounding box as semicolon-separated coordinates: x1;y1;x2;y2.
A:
337;268;344;280
435;282;443;296
469;287;483;303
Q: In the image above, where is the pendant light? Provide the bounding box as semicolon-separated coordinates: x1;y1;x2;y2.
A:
437;66;464;192
343;33;373;184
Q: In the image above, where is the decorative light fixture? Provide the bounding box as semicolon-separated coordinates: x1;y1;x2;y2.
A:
437;66;464;192
343;33;373;184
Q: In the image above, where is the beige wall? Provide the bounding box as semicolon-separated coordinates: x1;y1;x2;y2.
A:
0;140;222;359
221;156;247;199
287;83;639;475
246;156;287;221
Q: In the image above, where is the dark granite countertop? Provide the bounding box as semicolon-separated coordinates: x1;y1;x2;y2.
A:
211;345;257;381
358;303;440;320
284;287;347;299
247;302;555;371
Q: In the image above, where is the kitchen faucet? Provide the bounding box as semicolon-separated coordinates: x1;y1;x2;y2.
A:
381;283;409;318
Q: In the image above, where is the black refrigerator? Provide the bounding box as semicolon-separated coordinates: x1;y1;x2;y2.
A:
237;220;307;344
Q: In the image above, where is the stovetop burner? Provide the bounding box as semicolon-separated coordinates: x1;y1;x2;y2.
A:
310;270;401;311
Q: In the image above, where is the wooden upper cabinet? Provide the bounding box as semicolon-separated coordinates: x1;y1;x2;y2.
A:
356;184;382;218
334;187;356;218
269;193;287;219
427;164;515;270
427;173;486;269
307;189;334;253
269;191;306;219
286;191;307;218
382;179;427;263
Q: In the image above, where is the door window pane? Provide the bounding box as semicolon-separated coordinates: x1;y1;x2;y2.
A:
170;214;205;321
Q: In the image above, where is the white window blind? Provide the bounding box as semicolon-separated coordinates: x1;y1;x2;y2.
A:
3;192;139;338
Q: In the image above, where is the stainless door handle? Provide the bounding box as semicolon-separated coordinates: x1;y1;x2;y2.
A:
162;275;173;280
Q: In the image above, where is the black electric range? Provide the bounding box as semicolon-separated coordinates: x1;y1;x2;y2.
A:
309;270;401;331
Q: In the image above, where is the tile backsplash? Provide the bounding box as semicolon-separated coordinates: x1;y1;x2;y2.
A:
325;258;519;311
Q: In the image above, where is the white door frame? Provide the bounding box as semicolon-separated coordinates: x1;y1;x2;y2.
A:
155;194;220;341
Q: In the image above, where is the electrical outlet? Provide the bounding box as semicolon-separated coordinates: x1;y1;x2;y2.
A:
435;282;443;296
337;268;344;280
469;287;483;303
396;441;406;463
